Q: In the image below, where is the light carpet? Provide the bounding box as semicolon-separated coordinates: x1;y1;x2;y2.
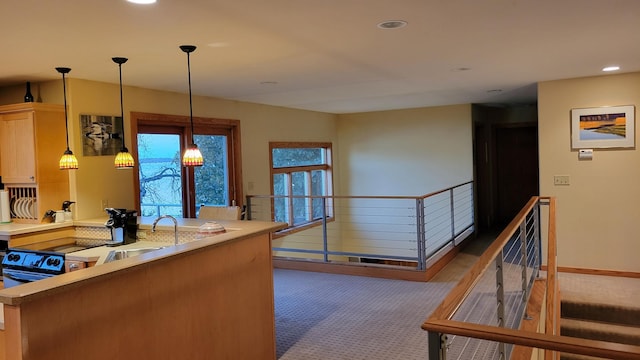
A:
273;236;495;360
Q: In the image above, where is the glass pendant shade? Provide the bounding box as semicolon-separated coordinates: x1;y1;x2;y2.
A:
182;144;204;166
59;150;79;170
180;45;204;167
113;57;135;169
115;149;135;168
56;67;78;170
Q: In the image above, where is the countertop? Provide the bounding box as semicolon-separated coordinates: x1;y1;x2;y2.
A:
0;220;74;237
0;216;240;237
0;218;287;306
65;241;173;264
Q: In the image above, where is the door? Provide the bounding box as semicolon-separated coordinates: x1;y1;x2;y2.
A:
133;112;242;218
494;125;539;227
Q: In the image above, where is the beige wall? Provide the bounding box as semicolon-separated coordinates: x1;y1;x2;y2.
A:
539;71;640;272
0;79;338;219
337;104;474;196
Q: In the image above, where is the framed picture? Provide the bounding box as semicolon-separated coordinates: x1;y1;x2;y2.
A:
571;105;635;149
80;114;125;156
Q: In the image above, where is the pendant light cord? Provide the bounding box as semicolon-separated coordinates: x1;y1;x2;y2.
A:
118;62;126;151
186;50;195;145
62;72;71;151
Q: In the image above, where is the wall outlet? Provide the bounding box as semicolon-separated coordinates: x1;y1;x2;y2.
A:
136;230;147;239
553;175;570;185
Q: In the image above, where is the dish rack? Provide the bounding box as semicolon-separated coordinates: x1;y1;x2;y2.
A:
6;186;39;223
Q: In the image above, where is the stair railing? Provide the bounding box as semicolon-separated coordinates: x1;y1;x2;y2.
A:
422;196;640;360
245;181;474;271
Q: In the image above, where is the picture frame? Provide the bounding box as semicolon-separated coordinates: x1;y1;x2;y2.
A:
80;114;125;156
570;105;635;150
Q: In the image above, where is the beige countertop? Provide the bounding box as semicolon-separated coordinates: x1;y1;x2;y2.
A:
0;215;240;237
0;220;74;237
0;219;286;306
65;240;173;263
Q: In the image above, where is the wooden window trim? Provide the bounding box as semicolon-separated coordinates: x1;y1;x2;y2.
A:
130;111;243;218
269;141;334;230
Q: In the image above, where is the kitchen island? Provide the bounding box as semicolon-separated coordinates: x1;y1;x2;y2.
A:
0;218;286;360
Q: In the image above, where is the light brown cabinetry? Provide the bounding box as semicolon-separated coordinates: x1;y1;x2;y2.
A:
0;103;70;223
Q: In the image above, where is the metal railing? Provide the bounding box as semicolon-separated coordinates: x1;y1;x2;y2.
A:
140;203;182;217
246;181;474;271
422;197;640;360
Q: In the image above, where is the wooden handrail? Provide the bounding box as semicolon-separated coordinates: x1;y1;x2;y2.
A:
424;320;640;360
422;196;640;360
426;196;539;320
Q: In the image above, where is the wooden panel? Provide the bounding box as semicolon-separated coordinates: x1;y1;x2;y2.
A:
8;228;75;248
32;108;68;185
0;111;35;184
4;234;276;360
511;278;546;360
0;103;69;224
0;329;4;360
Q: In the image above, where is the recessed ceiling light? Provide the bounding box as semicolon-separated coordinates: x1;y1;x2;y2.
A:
260;81;278;85
487;89;503;93
602;66;620;72
127;0;156;4
377;20;408;29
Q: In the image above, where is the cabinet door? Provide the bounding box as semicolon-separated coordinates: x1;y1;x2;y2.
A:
0;111;36;183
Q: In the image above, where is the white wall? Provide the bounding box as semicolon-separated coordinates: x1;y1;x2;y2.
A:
539;71;640;272
42;78;338;219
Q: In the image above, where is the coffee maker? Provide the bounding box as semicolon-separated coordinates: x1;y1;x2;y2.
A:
104;208;138;246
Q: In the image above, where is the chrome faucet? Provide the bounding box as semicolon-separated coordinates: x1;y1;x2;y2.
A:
151;215;179;245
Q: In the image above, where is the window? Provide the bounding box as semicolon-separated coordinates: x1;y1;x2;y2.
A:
131;112;242;218
270;142;333;228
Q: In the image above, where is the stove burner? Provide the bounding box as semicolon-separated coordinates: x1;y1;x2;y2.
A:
2;249;66;275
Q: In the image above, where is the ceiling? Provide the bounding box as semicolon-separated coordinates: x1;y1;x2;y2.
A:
2;0;639;114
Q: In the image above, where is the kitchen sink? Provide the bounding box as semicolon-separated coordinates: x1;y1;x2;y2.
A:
104;247;166;263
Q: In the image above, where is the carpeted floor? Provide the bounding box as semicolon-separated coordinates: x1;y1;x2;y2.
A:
273;236;640;359
273;234;495;360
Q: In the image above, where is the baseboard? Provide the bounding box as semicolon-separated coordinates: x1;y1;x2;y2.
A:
273;258;431;282
273;232;476;282
541;265;640;279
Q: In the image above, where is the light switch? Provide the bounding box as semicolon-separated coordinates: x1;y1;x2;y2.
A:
553;175;570;185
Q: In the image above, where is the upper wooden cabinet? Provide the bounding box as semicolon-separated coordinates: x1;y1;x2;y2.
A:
0;103;67;184
1;108;37;183
0;103;70;222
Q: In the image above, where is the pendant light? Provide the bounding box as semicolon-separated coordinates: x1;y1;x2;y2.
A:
113;57;135;169
57;67;79;170
180;45;203;167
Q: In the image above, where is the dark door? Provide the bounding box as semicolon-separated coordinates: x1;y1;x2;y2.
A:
494;125;539;227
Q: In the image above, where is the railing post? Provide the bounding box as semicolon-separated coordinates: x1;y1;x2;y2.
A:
533;201;540;277
496;251;506;359
416;198;426;271
520;220;531;320
428;332;447;360
322;196;328;263
449;188;455;243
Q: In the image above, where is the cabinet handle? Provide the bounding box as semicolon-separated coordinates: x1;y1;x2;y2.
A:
30;176;35;181
69;263;79;270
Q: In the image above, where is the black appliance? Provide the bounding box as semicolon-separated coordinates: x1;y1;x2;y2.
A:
2;249;65;288
1;238;102;288
104;208;138;246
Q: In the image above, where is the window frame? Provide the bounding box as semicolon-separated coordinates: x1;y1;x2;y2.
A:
131;112;243;218
269;142;334;234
